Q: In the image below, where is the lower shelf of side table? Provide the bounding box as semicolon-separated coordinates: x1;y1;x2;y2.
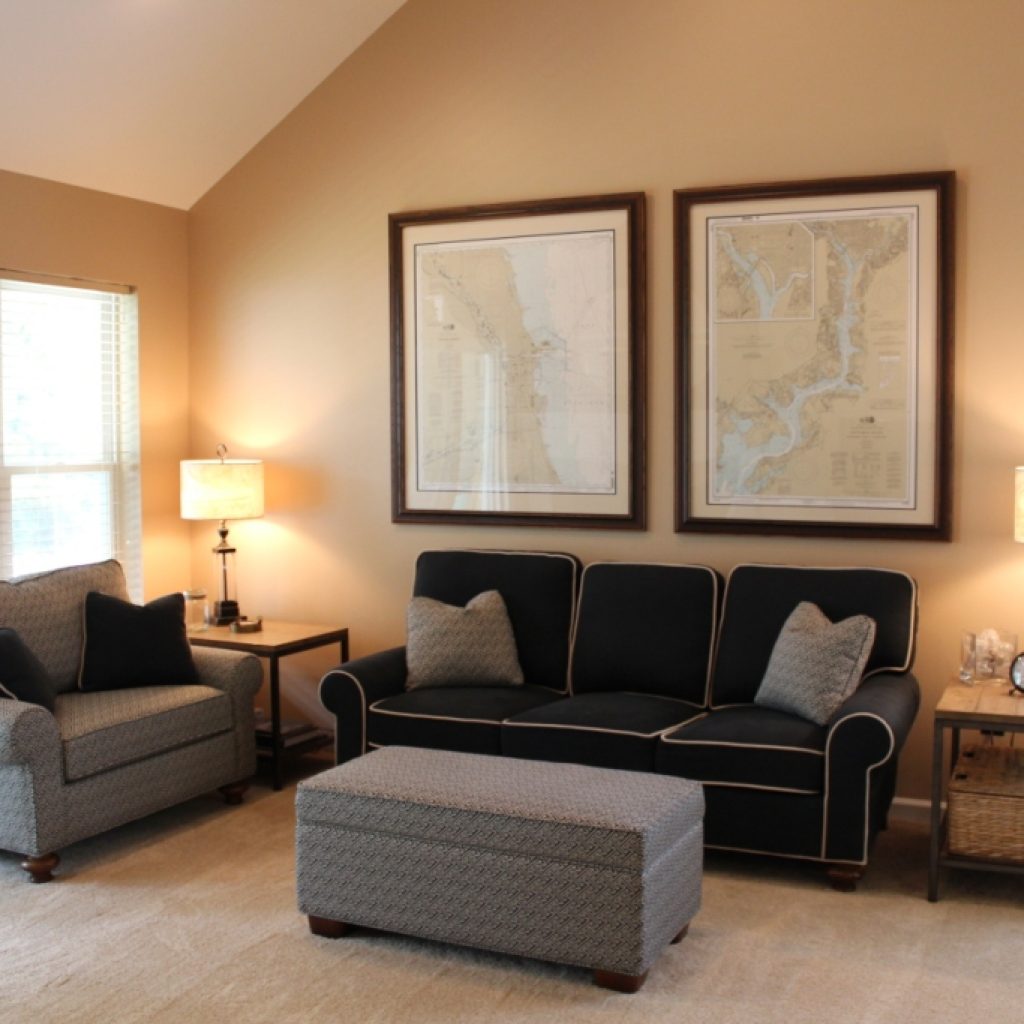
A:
255;721;332;758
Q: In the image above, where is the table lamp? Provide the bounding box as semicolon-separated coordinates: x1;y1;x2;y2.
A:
180;444;264;625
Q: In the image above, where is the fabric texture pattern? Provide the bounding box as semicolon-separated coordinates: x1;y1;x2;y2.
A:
297;747;703;977
406;590;524;690
56;685;231;782
755;601;876;725
0;560;129;694
0;628;57;710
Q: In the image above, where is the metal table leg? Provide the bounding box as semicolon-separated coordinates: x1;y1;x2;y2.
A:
927;720;945;901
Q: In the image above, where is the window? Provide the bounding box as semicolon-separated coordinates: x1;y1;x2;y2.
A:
0;272;141;595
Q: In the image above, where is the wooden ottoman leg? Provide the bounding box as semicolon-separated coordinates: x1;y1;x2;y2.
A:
671;923;689;944
308;915;352;939
21;852;60;883
594;968;648;993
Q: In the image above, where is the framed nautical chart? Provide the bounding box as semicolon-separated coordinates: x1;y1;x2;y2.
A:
390;193;646;528
674;171;954;539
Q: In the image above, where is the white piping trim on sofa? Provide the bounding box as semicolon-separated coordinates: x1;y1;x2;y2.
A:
501;715;701;740
699;779;820;796
318;669;368;762
819;710;895;862
706;842;865;868
659;735;825;757
368;702;511;727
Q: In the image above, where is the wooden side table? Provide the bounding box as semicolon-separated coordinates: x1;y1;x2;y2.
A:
928;679;1024;900
189;621;349;790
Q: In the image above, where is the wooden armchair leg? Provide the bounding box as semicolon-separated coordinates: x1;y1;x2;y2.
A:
218;781;249;805
21;852;60;883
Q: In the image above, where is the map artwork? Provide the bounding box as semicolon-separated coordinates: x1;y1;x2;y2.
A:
708;207;917;509
415;230;616;496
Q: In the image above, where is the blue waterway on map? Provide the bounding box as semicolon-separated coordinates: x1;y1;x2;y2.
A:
715;225;864;498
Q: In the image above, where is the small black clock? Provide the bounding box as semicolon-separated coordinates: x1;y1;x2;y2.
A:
1010;652;1024;695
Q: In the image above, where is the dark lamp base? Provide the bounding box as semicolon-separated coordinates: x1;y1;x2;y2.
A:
213;600;240;626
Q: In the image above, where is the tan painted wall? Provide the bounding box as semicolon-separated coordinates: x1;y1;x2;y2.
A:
188;0;1024;800
0;168;191;599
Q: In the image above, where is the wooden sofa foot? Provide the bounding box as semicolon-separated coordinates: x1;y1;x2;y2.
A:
218;781;249;805
21;852;60;883
308;915;352;939
826;864;864;892
594;968;648;993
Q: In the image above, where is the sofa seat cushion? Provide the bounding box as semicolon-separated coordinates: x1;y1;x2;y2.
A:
502;693;703;772
368;686;560;756
656;705;826;794
55;685;232;782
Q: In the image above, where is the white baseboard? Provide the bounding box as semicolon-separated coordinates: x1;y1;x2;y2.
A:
890;796;938;826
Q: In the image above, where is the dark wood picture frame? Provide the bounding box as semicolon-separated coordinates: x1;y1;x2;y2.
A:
674;171;954;540
390;192;646;529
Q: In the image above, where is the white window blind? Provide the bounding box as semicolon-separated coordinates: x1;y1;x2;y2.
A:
0;272;141;597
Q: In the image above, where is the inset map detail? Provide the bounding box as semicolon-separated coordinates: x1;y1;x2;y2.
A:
415;230;616;494
714;221;814;321
709;209;915;508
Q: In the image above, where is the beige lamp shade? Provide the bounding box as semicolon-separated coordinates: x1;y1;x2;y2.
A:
180;458;265;521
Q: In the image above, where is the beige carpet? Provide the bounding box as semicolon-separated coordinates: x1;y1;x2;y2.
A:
2;769;1023;1024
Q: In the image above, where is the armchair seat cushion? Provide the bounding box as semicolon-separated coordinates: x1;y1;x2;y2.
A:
56;685;232;782
502;693;703;772
656;705;827;795
368;686;560;755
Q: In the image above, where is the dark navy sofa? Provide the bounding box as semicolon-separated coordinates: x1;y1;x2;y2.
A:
318;549;919;890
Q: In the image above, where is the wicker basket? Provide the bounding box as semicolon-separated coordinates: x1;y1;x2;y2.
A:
947;745;1024;863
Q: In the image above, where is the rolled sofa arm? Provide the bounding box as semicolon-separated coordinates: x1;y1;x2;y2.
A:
319;646;407;763
823;671;921;863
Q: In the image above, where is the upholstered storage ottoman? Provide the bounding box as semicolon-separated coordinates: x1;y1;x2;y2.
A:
296;746;704;992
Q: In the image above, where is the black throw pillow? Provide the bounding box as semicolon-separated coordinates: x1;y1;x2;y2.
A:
79;591;201;691
0;628;57;711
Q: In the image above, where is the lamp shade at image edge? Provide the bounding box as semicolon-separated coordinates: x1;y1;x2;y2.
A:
1015;467;1024;543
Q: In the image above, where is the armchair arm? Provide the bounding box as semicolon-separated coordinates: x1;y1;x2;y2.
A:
0;700;60;766
319;646;407;763
0;701;64;857
191;647;263;700
823;671;921;863
191;647;263;778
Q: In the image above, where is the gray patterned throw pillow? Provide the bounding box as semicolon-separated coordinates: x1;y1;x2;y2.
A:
406;590;525;691
754;601;876;725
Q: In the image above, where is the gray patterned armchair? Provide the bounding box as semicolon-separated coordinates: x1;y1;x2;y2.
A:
1;560;262;882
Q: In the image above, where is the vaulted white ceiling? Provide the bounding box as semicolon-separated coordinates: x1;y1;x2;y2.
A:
0;0;405;209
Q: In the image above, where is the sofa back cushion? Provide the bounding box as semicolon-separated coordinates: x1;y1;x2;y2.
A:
710;564;917;707
0;560;129;694
570;562;721;703
412;550;580;693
